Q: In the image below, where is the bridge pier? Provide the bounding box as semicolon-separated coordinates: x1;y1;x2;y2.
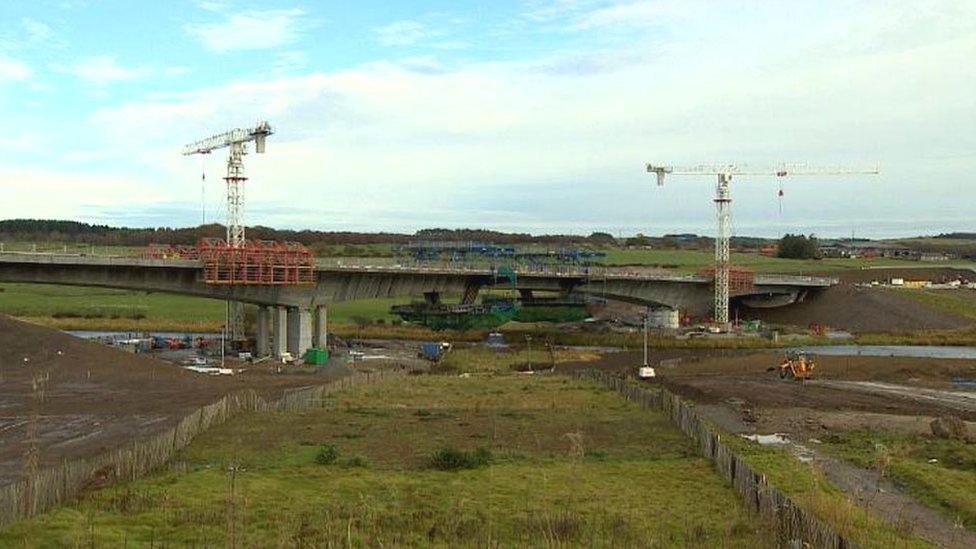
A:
313;306;328;349
272;306;288;358
286;307;312;360
255;306;271;357
461;282;481;304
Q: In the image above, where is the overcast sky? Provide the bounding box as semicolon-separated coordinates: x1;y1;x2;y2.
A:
0;0;973;238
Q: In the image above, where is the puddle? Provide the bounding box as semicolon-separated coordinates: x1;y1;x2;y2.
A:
953;378;976;389
789;345;976;360
740;433;790;445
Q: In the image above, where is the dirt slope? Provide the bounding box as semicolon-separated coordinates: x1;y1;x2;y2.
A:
0;315;322;486
737;285;972;332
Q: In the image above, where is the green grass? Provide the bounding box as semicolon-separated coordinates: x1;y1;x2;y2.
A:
0;284;404;331
598;248;954;274
1;375;765;546
819;429;976;530
894;289;976;322
721;431;932;547
0;283;227;331
433;346;602;374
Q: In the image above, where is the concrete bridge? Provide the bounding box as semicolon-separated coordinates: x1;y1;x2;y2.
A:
0;253;835;358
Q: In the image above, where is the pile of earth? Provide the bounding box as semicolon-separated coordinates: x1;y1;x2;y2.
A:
0;315;326;486
736;284;971;332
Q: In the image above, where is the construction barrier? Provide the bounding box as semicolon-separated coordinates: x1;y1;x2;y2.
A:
0;371;387;529
577;371;856;549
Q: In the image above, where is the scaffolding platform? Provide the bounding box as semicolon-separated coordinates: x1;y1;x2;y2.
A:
698;265;755;295
147;239;315;285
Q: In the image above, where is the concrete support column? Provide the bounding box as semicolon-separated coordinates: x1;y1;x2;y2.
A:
313;306;328;349
461;282;481;305
272;306;288;358
255;306;271;357
287;307;312;359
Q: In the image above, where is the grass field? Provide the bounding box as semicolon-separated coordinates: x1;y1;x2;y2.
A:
1;374;766;546
895;289;976;322
819;429;976;531
0;283;402;331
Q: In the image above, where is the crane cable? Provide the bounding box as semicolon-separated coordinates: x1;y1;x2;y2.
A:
200;155;207;226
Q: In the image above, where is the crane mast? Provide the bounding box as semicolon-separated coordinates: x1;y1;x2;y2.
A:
646;162;879;328
184;121;273;341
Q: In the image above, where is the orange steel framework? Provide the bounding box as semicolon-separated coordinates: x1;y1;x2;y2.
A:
698;265;755;295
147;238;315;285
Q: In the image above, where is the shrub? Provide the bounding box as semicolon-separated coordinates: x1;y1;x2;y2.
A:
314;444;339;465
428;447;492;471
341;455;369;468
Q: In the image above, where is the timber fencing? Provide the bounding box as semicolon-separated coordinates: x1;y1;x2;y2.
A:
578;370;856;549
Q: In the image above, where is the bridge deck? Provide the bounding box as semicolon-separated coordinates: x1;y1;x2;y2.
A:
0;253;837;288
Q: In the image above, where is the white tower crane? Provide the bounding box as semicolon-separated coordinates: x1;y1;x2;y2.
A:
183;121;273;340
645;163;879;328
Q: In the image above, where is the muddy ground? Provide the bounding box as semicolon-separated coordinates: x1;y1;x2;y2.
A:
561;349;976;426
0;315;333;487
561;348;976;547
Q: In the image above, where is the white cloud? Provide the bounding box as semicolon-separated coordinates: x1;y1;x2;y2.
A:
374;20;438;46
185;9;306;52
0;164;157;221
64;55;150;85
569;0;690;30
0;55;32;81
21;18;53;42
13;1;974;235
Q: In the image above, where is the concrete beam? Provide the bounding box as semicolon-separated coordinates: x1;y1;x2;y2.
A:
255;306;271;357
287;307;312;360
272;306;288;358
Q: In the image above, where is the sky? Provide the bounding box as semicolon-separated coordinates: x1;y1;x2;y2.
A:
0;0;973;238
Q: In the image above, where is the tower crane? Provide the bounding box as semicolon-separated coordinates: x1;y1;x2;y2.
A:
645;162;879;328
183;121;273;341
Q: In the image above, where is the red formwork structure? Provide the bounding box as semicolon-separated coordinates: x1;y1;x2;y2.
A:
145;244;200;260
196;238;315;285
146;239;315;285
698;265;755;295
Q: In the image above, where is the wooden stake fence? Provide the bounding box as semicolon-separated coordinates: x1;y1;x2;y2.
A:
578;371;856;549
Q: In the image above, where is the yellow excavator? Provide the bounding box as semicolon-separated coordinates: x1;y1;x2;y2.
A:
771;351;816;381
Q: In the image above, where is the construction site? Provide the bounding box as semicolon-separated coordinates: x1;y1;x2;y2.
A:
0;121;973;546
0;2;974;544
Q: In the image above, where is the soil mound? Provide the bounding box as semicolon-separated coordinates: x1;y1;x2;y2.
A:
737;285;971;333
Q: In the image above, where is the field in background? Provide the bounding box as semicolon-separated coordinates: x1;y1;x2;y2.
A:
0;374;765;546
0;284;401;332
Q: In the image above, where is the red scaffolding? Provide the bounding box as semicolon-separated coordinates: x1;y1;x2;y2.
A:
698;265;755;295
146;239;315;285
197;238;315;285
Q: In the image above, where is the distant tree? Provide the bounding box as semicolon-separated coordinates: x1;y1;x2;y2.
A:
625;234;652;247
777;234;821;259
587;232;616;246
